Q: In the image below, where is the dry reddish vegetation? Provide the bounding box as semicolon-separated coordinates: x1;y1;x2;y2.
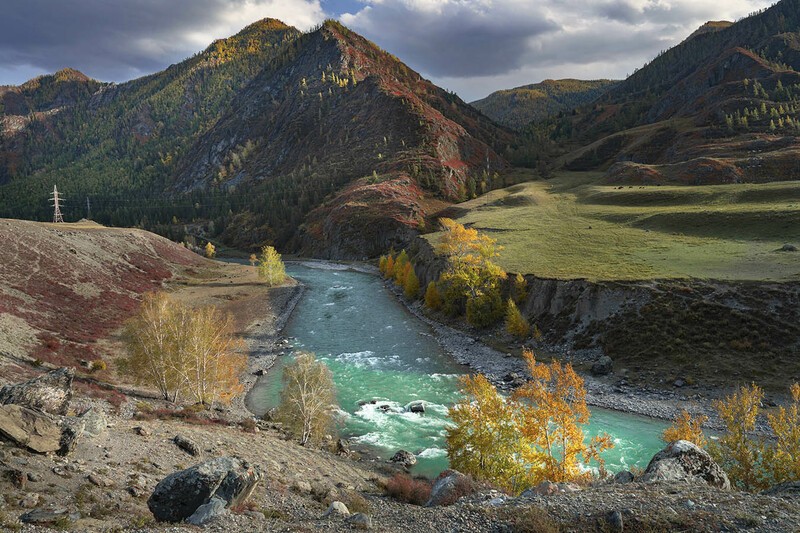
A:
0;220;205;370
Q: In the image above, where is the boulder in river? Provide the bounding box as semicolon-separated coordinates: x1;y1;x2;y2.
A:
0;404;62;453
0;368;74;416
406;401;426;414
641;440;730;489
147;456;262;522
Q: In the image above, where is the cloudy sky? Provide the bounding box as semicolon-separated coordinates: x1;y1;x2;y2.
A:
0;0;776;101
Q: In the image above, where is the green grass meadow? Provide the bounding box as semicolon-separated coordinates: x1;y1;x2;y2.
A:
427;172;800;281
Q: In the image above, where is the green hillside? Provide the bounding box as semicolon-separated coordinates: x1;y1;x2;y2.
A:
471;79;616;130
426;171;800;281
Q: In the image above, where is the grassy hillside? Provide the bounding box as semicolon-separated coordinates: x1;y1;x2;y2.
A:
471;79;617;130
426;171;800;281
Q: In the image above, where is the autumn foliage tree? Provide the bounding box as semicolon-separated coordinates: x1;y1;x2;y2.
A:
505;299;530;339
710;383;768;491
765;383;800;483
424;281;442;310
447;350;612;493
276;352;337;446
436;218;506;327
121;292;247;405
257;245;286;286
204;242;216;258
662;410;708;448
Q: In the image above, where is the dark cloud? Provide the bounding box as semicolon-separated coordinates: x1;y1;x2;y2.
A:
0;0;323;83
342;2;559;78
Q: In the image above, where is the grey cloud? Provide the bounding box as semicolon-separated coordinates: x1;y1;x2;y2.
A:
0;0;323;83
343;3;560;78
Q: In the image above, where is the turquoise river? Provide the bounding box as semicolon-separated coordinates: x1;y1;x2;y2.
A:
249;262;668;478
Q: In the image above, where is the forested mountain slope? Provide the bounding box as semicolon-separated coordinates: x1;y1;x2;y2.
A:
542;0;800;185
0;20;512;258
471;79;617;130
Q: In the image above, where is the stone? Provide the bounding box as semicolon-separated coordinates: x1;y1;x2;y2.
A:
173;434;200;456
147;456;262;522
406;401;426;413
591;356;613;376
336;438;350;456
606;510;624;532
673;379;685;388
20;508;80;525
523;481;559;497
0;368;74;416
293;480;312;493
613;470;635;484
186;496;229;526
5;468;26;489
88;473;113;488
426;470;468;507
0;404;62;453
389;450;417;468
134;426;151;437
58;417;85;456
323;501;350;517
19;492;41;508
346;512;372;529
27;472;42;482
763;481;800;497
641;440;730;489
779;243;798;252
80;407;107;438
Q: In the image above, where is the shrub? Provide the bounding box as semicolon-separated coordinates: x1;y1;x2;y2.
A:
204;242;216;258
662;410;707;447
88;359;107;373
505;299;530;339
466;290;503;328
384;473;432;506
424;281;442;310
513;273;528;304
710;383;768;491
432;471;484;506
504;506;559;533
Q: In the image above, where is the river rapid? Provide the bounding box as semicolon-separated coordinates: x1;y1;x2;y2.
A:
249;262;667;478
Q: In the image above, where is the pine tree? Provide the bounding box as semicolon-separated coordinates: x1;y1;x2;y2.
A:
403;265;420;299
424;281;442;310
505;299;530;339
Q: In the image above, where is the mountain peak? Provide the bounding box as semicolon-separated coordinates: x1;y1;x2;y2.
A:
238;18;293;34
685;20;733;42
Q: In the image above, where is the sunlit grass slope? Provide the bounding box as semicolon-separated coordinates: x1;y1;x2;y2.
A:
426;171;800;281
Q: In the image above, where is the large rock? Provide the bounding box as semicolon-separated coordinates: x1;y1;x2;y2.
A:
591;356;613;376
147;457;262;522
0;404;62;453
389;450;417;468
58;417;85;456
426;470;468;507
0;368;74;416
641;440;730;489
186;496;229;526
80;407;107;438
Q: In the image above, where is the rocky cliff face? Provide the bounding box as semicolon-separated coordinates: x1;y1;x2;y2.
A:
409;235;800;392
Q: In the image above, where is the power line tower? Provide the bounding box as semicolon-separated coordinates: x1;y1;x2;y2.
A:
50;185;64;223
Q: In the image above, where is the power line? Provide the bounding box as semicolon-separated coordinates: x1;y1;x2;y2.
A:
49;185;64;223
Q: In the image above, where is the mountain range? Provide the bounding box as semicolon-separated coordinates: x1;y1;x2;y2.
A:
2;0;800;258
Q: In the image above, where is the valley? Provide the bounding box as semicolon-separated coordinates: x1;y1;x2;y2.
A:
1;0;800;531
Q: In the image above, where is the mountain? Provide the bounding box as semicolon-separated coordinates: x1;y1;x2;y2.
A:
471;79;617;130
548;0;800;184
0;20;513;258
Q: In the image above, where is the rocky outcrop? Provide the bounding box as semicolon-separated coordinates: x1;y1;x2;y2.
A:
591;356;613;376
0;404;62;453
147;457;262;522
0;368;74;416
641;440;730;489
426;470;469;507
389;450;417;469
